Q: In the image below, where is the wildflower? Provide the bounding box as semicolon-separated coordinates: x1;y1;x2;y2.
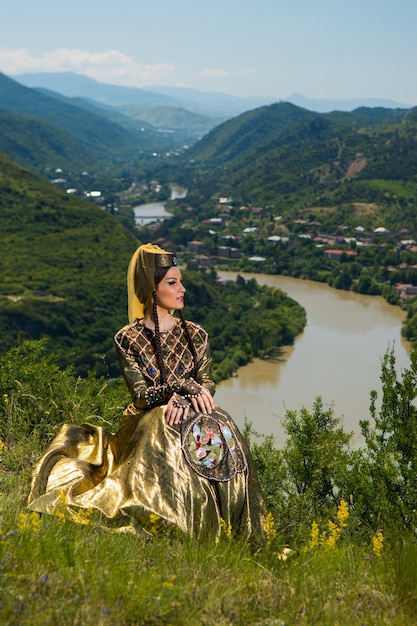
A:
3;393;9;404
17;513;30;532
0;439;7;452
372;531;384;557
309;500;348;552
337;499;349;528
72;507;93;526
17;511;42;533
219;517;232;539
310;521;320;549
263;512;277;546
148;513;162;535
55;490;68;523
325;520;341;549
29;512;41;533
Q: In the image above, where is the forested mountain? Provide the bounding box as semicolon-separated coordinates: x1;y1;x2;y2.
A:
12;72;230;127
0;73;214;176
0;73;141;160
117;104;223;132
185;102;316;164
34;87;154;132
0;111;97;172
0;150;139;375
12;71;276;117
183;101;417;229
0;151;305;379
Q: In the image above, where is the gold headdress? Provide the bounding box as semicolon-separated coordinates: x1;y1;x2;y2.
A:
127;243;177;323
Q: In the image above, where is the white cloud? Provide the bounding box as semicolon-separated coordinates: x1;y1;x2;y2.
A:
199;68;231;78
198;67;256;81
0;47;175;86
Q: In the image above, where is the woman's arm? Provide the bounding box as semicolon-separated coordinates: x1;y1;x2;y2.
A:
179;344;216;415
193;345;216;396
115;345;181;410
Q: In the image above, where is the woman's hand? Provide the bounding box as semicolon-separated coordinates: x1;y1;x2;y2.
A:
190;387;215;416
163;394;190;426
181;379;216;416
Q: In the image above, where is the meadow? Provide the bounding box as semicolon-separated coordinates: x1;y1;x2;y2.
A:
1;340;417;625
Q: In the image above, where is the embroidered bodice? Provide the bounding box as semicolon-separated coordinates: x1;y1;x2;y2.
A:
114;318;215;410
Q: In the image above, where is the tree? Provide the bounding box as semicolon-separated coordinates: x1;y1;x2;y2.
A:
358;347;417;530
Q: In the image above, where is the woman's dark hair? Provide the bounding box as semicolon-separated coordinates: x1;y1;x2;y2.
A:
152;267;198;384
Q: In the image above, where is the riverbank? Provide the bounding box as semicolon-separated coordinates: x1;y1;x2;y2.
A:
216;271;411;447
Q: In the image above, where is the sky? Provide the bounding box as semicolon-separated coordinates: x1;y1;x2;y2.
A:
1;0;417;105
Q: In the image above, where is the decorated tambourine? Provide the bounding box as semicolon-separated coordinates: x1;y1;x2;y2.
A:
180;408;247;481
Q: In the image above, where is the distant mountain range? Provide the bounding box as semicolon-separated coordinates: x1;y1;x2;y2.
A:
0;72;201;175
284;92;411;114
2;69;417;237
0;73;137;150
11;72;412;117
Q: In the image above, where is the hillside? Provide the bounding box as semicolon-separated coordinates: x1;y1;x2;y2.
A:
186;102;317;163
0;72;140;161
0;111;97;173
12;71;276;117
35;87;154;132
117;104;222;132
0;150;140;375
183;102;417;229
0;151;305;378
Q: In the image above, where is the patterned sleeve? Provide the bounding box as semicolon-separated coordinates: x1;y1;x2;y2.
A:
193;343;216;396
178;341;216;401
115;342;182;410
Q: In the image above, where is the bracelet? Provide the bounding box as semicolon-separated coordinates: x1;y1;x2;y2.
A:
144;381;181;408
183;382;203;398
172;394;190;409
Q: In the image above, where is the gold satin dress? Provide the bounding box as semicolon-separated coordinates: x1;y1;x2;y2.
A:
28;319;266;541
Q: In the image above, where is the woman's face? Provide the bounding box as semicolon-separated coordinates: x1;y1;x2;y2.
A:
155;267;185;311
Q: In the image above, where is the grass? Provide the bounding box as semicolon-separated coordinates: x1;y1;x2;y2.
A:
1;466;416;625
2;342;417;624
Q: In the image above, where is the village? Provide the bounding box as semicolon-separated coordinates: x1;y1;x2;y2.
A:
132;190;417;300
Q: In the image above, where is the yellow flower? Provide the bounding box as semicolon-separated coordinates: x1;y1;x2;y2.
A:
17;511;42;533
337;499;349;528
219;517;232;539
309;501;348;552
147;513;163;535
263;512;277;546
310;521;319;548
72;507;93;526
17;512;30;532
3;393;9;404
55;490;68;523
325;520;341;549
372;531;384;557
29;511;41;533
0;439;7;452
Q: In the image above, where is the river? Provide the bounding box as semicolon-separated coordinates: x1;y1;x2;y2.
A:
134;191;411;448
133;185;187;226
215;271;411;448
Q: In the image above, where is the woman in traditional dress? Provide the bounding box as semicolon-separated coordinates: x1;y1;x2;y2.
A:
28;243;266;540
